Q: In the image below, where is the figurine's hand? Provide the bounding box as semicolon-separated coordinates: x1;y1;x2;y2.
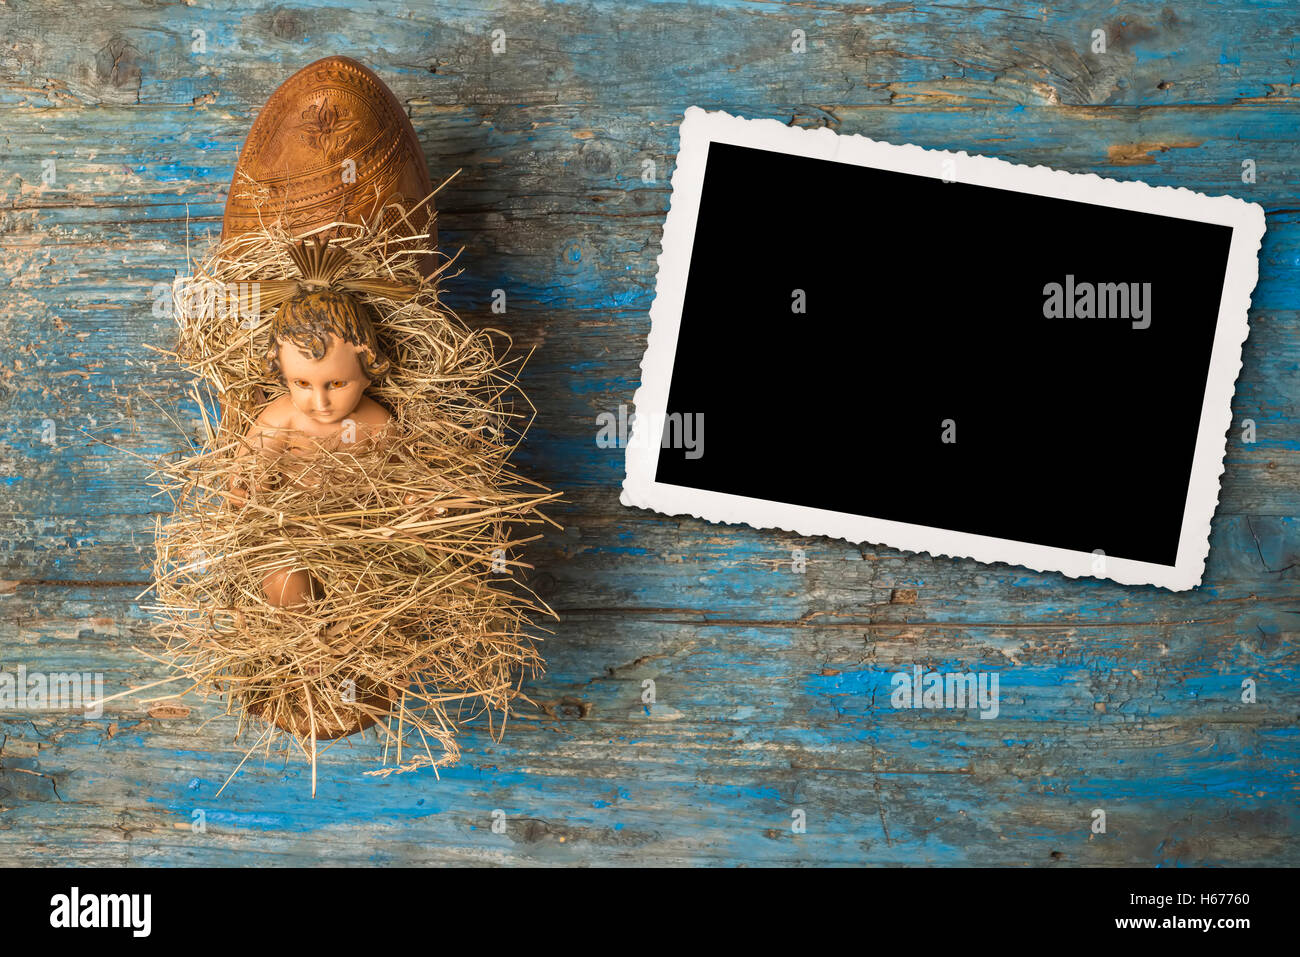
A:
404;489;447;514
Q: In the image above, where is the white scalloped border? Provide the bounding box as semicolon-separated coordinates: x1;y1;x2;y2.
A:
621;107;1266;591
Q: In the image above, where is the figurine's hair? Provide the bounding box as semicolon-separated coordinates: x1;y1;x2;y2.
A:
263;289;391;382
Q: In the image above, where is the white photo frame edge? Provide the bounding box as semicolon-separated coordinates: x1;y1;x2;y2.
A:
621;106;1267;591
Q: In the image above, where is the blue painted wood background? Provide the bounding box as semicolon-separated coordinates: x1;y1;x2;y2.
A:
1;0;1297;865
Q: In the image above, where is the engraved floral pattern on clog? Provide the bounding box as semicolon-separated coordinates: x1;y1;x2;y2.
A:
298;99;359;162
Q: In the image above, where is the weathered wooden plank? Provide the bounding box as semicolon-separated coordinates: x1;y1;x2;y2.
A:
3;0;1299;110
2;587;1296;865
1;0;1297;866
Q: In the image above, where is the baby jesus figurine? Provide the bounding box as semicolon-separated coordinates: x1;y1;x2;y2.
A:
256;290;393;455
229;238;417;609
244;289;392;606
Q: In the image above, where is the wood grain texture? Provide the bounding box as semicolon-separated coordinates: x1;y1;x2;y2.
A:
0;0;1296;866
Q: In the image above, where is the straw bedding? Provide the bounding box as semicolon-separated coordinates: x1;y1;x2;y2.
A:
143;193;558;791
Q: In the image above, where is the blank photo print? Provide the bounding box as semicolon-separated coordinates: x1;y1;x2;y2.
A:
622;108;1266;590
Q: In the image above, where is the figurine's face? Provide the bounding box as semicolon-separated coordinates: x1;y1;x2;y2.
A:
277;332;371;425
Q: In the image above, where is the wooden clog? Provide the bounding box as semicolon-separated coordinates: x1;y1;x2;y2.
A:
221;56;437;741
221;55;436;248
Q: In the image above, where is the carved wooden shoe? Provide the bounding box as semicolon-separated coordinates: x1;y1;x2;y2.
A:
222;56;436;741
221;55;436;250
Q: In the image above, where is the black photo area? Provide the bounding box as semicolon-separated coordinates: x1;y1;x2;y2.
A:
655;142;1235;567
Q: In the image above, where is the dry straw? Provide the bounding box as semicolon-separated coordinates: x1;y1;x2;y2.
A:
141;186;559;794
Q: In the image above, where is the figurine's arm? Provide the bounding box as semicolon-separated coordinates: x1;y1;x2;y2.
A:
342;395;394;450
345;398;438;510
228;401;290;505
